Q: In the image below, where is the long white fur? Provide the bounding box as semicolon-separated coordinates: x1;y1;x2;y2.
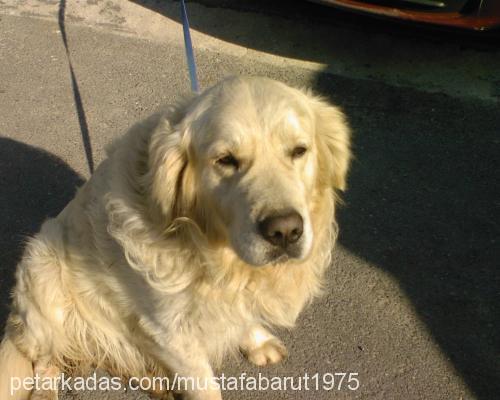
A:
0;76;351;400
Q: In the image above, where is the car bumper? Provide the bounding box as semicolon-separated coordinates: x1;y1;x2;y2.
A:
310;0;500;31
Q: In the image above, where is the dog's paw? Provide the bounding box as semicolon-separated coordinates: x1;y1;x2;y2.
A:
242;337;287;366
31;364;60;400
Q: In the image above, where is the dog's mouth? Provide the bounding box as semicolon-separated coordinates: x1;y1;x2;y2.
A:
269;251;292;265
266;248;288;263
262;243;305;266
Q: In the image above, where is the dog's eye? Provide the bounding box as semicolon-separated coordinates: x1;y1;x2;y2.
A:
291;146;307;159
216;154;239;169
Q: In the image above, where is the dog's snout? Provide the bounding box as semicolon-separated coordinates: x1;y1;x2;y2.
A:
258;211;303;248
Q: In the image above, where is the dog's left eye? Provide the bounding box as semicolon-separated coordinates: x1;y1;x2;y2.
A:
216;154;239;169
291;146;307;159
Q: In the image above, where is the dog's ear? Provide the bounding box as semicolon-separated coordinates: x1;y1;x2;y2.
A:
148;111;192;223
312;98;351;191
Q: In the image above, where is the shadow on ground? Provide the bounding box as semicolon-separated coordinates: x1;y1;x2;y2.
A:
314;74;500;399
132;0;500;64
129;1;500;398
0;138;84;333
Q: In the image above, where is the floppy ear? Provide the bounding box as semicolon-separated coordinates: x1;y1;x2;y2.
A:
313;98;352;191
147;113;192;223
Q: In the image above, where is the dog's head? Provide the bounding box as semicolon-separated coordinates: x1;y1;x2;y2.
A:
149;77;351;266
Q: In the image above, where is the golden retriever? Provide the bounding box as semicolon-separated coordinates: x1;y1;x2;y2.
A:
0;76;351;400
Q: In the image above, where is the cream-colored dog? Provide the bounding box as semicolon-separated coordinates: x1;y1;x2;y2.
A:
0;76;351;400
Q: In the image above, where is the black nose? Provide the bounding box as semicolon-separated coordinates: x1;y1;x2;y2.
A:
258;211;303;248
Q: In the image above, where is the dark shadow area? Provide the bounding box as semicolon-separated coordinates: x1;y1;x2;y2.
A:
58;0;94;174
126;1;500;398
0;138;84;334
313;73;500;399
132;0;500;63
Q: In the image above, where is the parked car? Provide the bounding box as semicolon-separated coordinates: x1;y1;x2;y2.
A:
309;0;500;31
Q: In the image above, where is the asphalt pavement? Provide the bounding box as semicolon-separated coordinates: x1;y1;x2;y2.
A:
0;1;499;399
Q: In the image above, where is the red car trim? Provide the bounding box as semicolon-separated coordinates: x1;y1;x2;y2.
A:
312;0;500;30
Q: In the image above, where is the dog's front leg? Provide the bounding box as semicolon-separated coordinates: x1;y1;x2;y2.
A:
151;335;221;400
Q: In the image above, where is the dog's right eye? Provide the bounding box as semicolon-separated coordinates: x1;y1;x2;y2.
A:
216;154;239;169
291;146;307;159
